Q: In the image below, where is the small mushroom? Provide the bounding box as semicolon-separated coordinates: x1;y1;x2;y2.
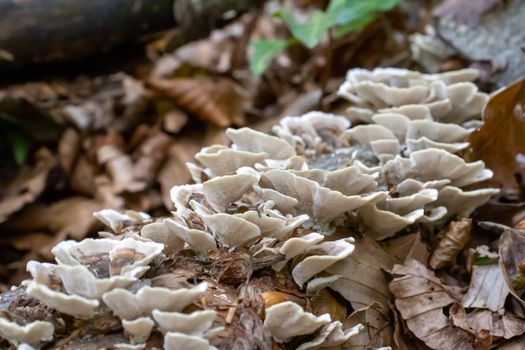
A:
122;317;155;344
291;239;355;286
226;127;296;160
102;283;208;320
26;281;99;319
297;322;364;350
152;309;216;335
202;173;258;212
264;301;331;343
163;332;215;350
0;318;54;347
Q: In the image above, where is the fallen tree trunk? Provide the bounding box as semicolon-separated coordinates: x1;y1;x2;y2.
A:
0;0;256;67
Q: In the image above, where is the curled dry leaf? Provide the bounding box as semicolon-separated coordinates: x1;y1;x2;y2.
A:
499;226;525;308
0;148;56;224
381;231;429;265
326;236;397;315
450;304;525;346
466;79;525;197
342;303;396;349
310;289;347;323
389;259;474;350
148;77;245;127
429;219;471;270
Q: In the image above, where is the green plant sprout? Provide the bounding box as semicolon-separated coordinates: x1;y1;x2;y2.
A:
250;0;402;76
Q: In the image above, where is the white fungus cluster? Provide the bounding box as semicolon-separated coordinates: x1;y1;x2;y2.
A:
0;68;499;349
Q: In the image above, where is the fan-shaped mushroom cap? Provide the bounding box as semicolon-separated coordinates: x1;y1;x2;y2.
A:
383;149;493;187
359;204;425;240
199;212;261;248
297;322;364;350
262;169;387;223
264;301;331;343
252;186;299;213
195;146;267;176
93;209;149;232
152;310;216;335
51;238;164;278
435;186;500;218
102;283;207;320
140;222;185;254
32;262;136;299
122;317;155;343
164;332;215;350
163;218;216;252
26;281;99;319
226;127;295;159
235;210;308;241
279;233;324;259
0;319;54;347
292;239;355;286
202;173;258;212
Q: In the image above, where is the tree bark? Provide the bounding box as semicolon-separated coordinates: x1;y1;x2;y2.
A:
0;0;257;66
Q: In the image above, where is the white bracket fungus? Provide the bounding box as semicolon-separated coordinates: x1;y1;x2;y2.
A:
0;319;54;347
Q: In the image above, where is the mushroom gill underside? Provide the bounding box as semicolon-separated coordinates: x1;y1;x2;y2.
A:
0;68;498;350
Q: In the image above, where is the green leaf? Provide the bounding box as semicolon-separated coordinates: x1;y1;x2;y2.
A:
249;39;289;76
276;9;333;48
473;257;497;266
1;115;32;166
328;0;403;37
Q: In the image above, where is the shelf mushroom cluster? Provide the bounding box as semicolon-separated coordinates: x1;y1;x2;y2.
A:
0;68;499;349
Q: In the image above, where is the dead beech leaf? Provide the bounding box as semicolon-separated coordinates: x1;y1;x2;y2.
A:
498;333;525;349
132;128;173;185
381;231;429;265
430;219;471;270
159;137;203;209
0;148;56;224
342;303;396;349
148;77;245;127
499;227;525;308
261;291;290;309
466;79;525;196
311;288;347;323
450;304;525;345
462;264;509;312
326;236;397;315
433;0;501;25
389;259;474;349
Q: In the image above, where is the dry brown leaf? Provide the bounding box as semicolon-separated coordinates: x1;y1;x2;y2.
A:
0;148;56;224
465;245;499;273
96;138;146;194
430;219;472;270
433;0;502;25
381;231;429;266
159;137;204;209
343;303;396;349
466;79;525;197
311;288;347;323
451;304;525;345
497;333;525;349
57;128;80;174
132;128;173;185
148;77;245;127
327;235;397;315
499;226;525;308
70;155;97;195
389;259;474;349
163;110;188;133
462;264;509;312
